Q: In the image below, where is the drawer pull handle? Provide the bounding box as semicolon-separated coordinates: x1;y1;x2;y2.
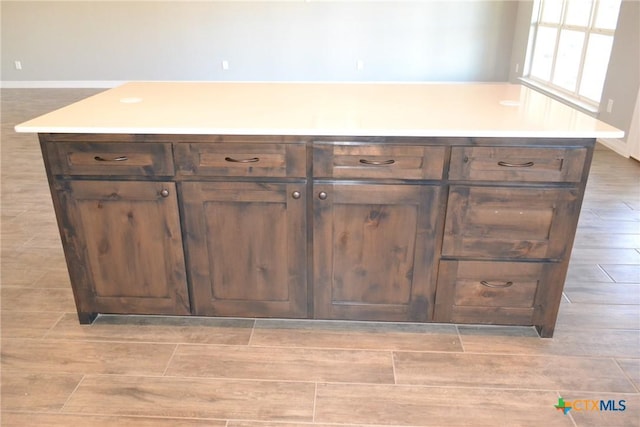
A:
160;189;170;198
359;159;395;165
94;156;128;162
225;156;260;163
497;161;534;168
318;191;328;200
291;191;301;200
480;280;514;288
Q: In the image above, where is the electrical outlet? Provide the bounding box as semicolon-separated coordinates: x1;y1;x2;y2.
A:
607;99;614;113
515;63;520;74
356;60;364;71
221;60;229;71
14;60;22;70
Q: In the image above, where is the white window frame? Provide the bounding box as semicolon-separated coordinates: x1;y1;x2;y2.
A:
526;0;619;107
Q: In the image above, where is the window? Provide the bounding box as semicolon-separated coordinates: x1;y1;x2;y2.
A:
527;0;621;106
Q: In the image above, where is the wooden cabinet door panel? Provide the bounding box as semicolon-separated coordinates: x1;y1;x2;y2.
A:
55;181;189;316
314;183;440;321
443;186;581;259
182;182;307;318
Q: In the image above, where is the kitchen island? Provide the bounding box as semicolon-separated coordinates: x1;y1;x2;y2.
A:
16;82;623;337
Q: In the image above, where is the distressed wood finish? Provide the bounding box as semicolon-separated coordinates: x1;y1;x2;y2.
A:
313;143;446;179
433;260;566;327
181;181;307;318
443;186;582;259
47;142;174;176
449;146;587;182
174;143;306;178
313;183;441;322
51;180;190;320
37;131;595;337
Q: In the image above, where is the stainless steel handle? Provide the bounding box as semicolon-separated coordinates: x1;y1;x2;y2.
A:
225;156;259;163
359;159;395;165
318;191;328;200
480;280;513;288
497;161;534;168
160;189;170;198
94;156;128;162
292;191;301;199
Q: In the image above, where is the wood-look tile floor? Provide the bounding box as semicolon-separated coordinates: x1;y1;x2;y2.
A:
1;89;639;426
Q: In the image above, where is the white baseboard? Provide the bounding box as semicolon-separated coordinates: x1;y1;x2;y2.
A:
0;81;125;89
597;138;629;158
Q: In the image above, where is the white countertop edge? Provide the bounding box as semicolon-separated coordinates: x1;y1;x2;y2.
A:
14;125;624;139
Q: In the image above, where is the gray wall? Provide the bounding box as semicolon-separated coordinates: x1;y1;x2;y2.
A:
1;0;518;83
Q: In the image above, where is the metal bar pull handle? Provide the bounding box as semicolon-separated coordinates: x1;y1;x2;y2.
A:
94;156;128;162
480;280;514;288
225;156;260;163
497;161;534;168
359;159;395;165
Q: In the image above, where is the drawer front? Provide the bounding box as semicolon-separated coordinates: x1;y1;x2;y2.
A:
175;143;306;178
314;144;445;179
443;186;580;260
49;143;174;176
449;146;587;182
434;260;559;326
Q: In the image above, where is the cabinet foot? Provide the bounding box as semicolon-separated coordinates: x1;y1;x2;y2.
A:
77;312;98;324
535;324;555;338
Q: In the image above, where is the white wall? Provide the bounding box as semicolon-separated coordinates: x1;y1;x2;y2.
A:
598;0;640;154
1;0;518;85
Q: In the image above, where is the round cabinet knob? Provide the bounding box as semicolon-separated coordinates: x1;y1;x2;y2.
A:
318;191;328;200
291;191;301;200
160;189;170;198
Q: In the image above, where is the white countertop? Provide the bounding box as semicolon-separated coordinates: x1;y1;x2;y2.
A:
15;82;623;138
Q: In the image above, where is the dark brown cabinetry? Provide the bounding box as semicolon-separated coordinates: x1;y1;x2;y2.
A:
434;143;592;337
312;143;445;322
181;181;307;318
51;180;190;322
313;183;441;322
40;134;594;337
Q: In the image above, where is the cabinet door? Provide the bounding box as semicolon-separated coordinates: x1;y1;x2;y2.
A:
54;181;190;321
313;183;441;322
181;182;307;318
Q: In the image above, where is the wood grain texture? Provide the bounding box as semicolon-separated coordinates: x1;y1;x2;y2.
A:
165;344;395;383
251;319;463;352
182;181;307;318
174;142;306;177
315;383;575;426
313;143;446;179
45;313;254;345
52;179;190;317
449;145;587;182
313;183;440;321
393;351;637;392
62;375;315;421
1;339;176;375
1;371;83;411
47;141;174;176
1;413;226;427
443;185;581;259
